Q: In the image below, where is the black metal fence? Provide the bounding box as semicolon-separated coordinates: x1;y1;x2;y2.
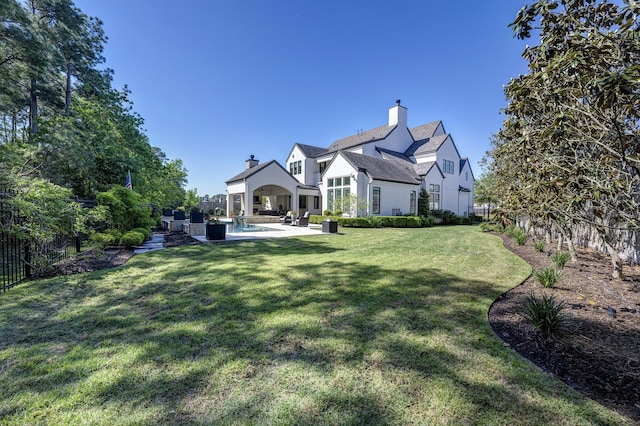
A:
1;189;79;292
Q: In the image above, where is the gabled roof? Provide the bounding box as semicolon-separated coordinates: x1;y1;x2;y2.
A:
405;133;449;157
327;124;396;152
338;151;421;185
296;143;329;158
408;120;442;142
459;157;476;181
226;160;295;184
413;161;444;178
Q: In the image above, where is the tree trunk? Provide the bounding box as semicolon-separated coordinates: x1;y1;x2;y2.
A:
65;61;72;115
604;239;623;279
559;224;578;262
557;234;563;251
567;238;578;262
29;81;38;135
545;229;552;245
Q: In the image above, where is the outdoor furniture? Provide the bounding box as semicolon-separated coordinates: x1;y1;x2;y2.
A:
280;211;293;225
294;211;310;226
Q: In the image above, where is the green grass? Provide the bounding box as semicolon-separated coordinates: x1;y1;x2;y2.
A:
0;227;631;425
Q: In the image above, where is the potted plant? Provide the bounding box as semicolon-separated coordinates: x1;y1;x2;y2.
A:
190;208;204;223
206;217;226;240
173;209;186;221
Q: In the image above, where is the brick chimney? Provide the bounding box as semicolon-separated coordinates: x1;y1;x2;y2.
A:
388;99;407;127
246;154;259;169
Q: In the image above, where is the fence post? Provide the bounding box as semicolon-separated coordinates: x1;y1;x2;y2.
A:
23;241;31;279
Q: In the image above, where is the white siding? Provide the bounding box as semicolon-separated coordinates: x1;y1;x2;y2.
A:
436;136;462;214
285;146;307;185
459;161;475;216
379;126;413;153
370;181;419;216
322;154;357;213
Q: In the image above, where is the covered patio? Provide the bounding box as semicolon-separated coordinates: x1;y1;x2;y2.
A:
226;158;321;218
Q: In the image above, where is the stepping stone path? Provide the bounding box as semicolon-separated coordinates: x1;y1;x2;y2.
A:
133;233;166;254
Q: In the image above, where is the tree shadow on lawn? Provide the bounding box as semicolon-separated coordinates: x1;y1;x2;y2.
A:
0;238;628;424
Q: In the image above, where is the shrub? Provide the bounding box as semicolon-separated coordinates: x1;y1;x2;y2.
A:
468;213;483;224
333;210;343;217
368;216;383;227
132;227;151;240
457;216;473;225
431;209;457;225
119;231;145;247
330;216;422;228
420;216;435;227
310;214;326;224
514;230;527;245
534;267;562;288
521;293;568;337
479;222;504;232
97;186;155;231
90;232;117;247
323;209;333;216
551;251;571;269
504;225;518;237
534;240;546;252
106;229;123;241
340;217;372;227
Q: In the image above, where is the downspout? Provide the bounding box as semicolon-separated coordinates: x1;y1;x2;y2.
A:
367;172;374;215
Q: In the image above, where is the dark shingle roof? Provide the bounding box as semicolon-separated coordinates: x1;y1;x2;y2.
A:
408;120;442;142
407;134;449;157
327;124;395;152
296;143;329;158
413;161;442;177
339;151;421;185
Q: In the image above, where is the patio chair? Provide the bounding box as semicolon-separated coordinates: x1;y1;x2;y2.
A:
295;211;310;226
280;211;293;225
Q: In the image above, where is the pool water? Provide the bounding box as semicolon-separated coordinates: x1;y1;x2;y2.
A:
227;223;280;233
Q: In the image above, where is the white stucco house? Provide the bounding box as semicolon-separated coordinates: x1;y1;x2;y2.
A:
225;101;475;218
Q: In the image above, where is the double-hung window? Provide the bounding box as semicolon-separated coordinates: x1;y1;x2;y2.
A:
372;187;381;214
429;183;440;211
409;190;416;215
442;159;454;174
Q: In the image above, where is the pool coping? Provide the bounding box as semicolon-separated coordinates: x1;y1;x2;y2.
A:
191;223;324;242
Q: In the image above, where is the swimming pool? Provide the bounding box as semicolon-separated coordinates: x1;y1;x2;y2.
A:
227;223;281;233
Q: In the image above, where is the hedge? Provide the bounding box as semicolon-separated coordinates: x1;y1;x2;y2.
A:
309;215;429;228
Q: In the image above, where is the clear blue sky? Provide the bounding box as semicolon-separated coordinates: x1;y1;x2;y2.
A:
73;0;530;197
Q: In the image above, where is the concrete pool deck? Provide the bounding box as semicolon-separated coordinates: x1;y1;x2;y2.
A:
192;223;325;242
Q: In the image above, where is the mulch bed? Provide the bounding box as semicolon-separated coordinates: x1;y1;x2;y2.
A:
489;234;640;421
49;230;640;420
50;230;200;276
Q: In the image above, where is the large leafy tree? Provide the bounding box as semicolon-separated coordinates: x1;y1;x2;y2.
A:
0;0;188;241
490;0;640;278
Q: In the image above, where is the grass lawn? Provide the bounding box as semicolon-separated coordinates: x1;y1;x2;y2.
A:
0;227;632;425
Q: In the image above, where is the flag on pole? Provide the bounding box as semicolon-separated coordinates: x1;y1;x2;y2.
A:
125;170;132;190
